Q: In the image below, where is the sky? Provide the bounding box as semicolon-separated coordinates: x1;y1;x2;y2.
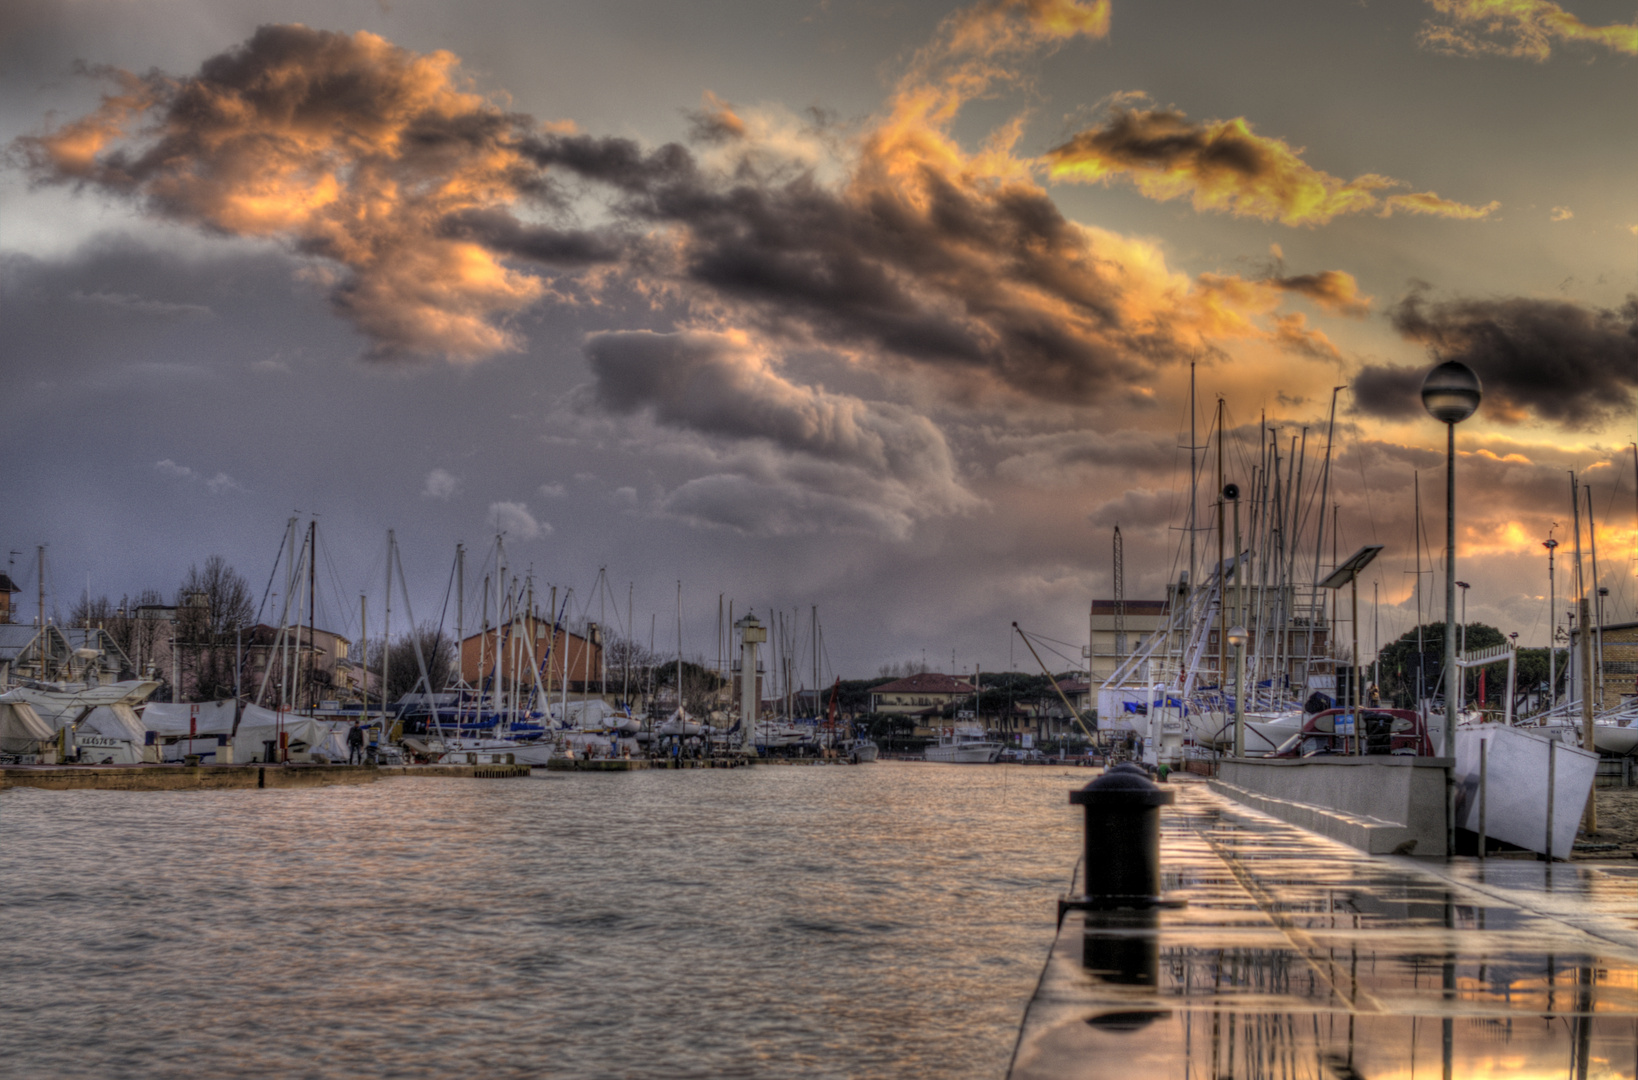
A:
2;0;1636;681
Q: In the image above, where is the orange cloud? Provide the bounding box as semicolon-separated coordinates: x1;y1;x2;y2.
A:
1045;107;1498;226
17;26;557;361
1420;0;1638;60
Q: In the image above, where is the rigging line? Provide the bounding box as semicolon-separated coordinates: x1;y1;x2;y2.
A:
252;526;288;628
315;526;354;639
1014;626;1079;668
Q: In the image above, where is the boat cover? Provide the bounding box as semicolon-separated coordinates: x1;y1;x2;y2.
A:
140;699;238;735
0;698;54;754
77;703;148;743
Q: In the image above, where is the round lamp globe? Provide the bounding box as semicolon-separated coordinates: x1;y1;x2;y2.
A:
1420;360;1482;424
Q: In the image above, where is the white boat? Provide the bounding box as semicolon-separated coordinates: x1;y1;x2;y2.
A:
844;737;879;763
924;724;1001;763
1455;724;1598;858
10;679;160;730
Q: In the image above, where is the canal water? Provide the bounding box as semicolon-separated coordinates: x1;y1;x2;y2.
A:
0;763;1086;1078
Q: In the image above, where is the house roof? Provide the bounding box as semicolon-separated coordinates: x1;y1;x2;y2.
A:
871;672;977;695
0;574;18;594
1056;677;1091;694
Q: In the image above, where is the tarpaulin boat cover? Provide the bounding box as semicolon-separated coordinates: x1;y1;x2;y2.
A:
140;699;238;736
77;703;148;743
0;697;53;754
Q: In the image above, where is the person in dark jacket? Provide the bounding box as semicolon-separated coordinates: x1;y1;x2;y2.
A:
347;723;365;765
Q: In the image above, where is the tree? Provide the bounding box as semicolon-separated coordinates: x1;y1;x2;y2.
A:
369;623;458;703
1374;621;1510;709
175;556;255;700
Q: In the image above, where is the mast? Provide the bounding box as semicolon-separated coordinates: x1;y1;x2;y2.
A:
625;582;633;709
1188;361;1198;608
1570;472;1584;705
381;531;393;728
306;519;317;710
1308;388;1341;691
1216;397;1226;705
1414;473;1423;710
1586;485;1602;707
675;581;684;721
455;544;465;687
359;593;366;712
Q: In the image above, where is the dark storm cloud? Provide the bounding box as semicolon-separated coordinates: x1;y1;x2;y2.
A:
1352;288;1638;426
1046;107;1497;226
17;18;1348;401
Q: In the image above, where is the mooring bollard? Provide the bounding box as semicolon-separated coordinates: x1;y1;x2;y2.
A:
1062;767;1177;918
1064;767;1179;987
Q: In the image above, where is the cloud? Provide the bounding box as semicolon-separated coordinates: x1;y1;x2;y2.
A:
1046;107;1499;226
154;459;243;494
487;500;549;539
70;290;213;318
421;468;458;499
583;329;976;537
1267;270;1373;316
17;10;1357;403
1351;288;1638;427
17;26;555;362
1419;0;1638;61
1550;205;1574;222
537;482;566;498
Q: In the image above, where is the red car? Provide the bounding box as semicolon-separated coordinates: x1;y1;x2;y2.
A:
1272;707;1435;758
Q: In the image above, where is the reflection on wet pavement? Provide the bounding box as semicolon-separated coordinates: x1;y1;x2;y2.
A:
1010;784;1638;1079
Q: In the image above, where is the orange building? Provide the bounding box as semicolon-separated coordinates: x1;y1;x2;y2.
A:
460;616;604;692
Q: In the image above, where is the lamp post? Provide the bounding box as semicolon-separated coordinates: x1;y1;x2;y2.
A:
1422;359;1482;858
1228;623;1248;757
1543;536;1558;711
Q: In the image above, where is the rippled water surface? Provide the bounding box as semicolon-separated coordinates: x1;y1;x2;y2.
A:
0;763;1087;1078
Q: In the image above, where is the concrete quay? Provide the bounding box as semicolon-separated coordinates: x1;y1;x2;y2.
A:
1010;781;1638;1080
0;763;380;791
378;763;534;779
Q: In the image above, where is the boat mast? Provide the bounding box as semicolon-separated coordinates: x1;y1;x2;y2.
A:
1587;485;1604;708
1307;387;1341;696
455;544;465;687
306;519;317;711
1215;397;1226;709
675;581;683;721
381;530;393;730
1571;472;1584;707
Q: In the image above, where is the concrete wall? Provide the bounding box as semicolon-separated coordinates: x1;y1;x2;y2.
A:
0;764;380;791
1212;756;1451;856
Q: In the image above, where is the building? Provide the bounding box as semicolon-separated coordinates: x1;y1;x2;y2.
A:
1572;620;1638;710
869;672;977;716
1089;598;1172;684
460;616;603;692
0;574;17;624
238;624;360;705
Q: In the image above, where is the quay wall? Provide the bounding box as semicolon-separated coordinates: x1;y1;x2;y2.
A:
1212;756;1451;856
0;764;380;792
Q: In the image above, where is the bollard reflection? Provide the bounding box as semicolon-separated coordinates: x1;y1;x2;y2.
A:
1079;907;1160;987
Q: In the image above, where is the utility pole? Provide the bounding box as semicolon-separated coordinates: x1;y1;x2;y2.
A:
1113;525;1125;661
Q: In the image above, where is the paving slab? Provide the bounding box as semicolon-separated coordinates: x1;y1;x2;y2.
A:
1010;783;1638;1080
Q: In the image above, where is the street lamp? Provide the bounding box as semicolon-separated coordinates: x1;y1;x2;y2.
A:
1422;358;1481;857
1227;623;1248;757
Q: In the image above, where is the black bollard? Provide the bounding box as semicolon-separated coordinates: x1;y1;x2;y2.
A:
1065;768;1176;911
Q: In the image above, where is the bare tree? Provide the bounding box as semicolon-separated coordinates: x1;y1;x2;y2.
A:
176;556;254;700
369;623;457;703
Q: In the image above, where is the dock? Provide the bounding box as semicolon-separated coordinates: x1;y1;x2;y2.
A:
0;763;380;791
377;763;534;779
1009;781;1638;1079
543;757;654;772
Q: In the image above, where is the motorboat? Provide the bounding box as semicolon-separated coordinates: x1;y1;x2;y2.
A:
924;724;1001;763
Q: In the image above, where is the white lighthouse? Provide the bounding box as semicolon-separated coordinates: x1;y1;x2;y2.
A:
735;613;766;755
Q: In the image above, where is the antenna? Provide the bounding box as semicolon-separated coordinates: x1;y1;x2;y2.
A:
1113;524;1126;661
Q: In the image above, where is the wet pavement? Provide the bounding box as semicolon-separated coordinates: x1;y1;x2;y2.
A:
1010;782;1638;1079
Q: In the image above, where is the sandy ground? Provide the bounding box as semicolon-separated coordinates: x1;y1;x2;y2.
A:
1572;788;1638;859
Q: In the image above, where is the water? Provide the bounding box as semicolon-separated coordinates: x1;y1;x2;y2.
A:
0;763;1087;1078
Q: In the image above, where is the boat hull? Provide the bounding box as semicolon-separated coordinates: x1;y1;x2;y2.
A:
924;743;1000;763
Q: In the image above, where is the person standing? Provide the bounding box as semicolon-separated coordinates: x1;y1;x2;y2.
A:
346;722;365;766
